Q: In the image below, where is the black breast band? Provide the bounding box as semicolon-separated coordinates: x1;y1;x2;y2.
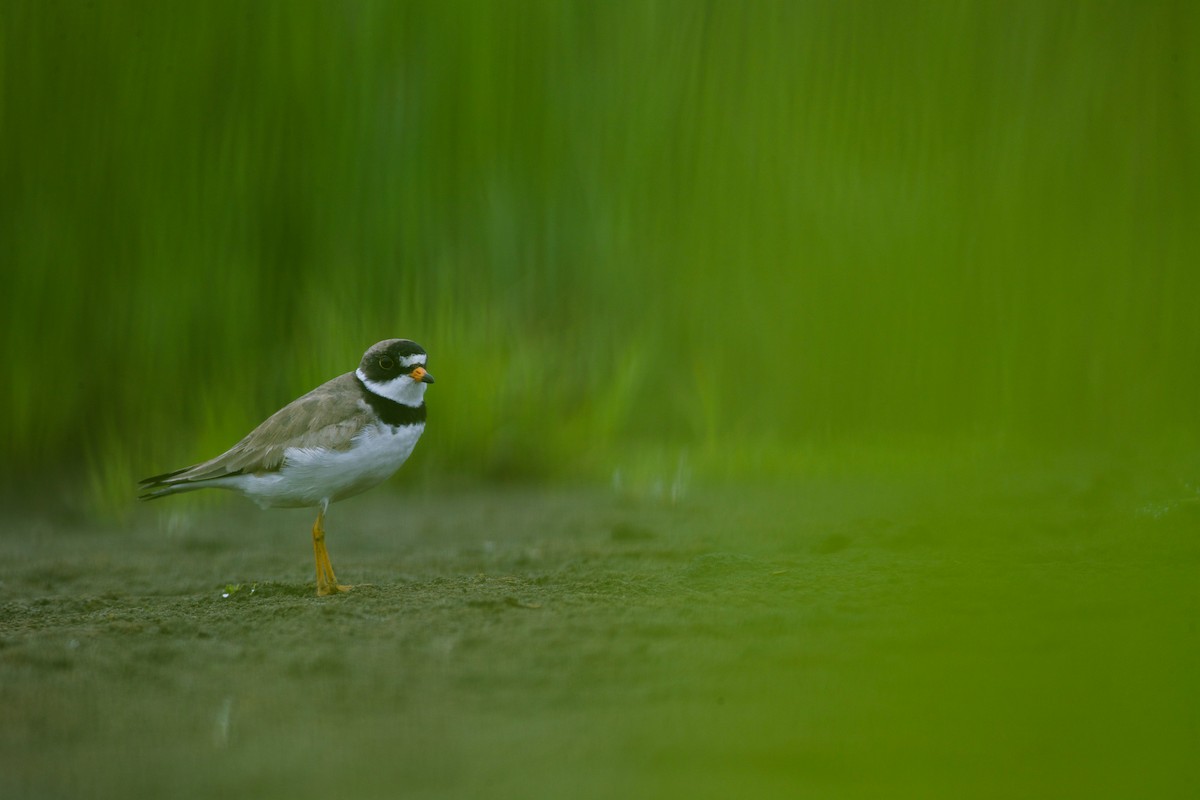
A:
356;377;427;427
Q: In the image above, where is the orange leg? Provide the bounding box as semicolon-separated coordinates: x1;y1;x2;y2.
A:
311;506;351;596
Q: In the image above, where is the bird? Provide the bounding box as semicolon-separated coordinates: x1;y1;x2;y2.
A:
138;339;434;596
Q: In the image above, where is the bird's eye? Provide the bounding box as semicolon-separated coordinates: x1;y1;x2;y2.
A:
379;356;395;370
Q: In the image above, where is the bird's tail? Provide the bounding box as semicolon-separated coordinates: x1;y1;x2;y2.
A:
137;466;208;501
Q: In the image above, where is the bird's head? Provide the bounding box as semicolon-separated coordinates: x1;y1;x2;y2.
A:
356;339;434;406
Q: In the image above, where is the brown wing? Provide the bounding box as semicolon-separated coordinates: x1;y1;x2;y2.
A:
161;372;372;482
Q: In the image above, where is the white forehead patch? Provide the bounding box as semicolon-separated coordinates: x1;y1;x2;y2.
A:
397;353;427;368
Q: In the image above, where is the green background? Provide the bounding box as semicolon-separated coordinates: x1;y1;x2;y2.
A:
4;0;1197;509
2;3;1198;799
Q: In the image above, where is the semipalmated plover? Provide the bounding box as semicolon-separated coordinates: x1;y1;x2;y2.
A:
139;339;434;596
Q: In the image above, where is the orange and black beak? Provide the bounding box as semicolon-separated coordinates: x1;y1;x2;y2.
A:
410;365;435;384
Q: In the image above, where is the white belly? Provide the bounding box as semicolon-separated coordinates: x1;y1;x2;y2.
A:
234;422;424;508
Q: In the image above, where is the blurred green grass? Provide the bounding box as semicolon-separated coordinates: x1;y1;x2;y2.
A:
2;1;1198;512
3;6;1197;794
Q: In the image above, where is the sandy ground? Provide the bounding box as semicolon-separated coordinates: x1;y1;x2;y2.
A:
1;462;1197;799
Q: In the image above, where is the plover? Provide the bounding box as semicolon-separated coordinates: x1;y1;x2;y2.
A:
139;339;434;596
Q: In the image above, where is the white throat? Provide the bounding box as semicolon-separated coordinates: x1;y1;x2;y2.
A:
356;367;428;407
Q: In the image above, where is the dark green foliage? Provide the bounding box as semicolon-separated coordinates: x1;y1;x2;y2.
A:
2;1;1197;498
